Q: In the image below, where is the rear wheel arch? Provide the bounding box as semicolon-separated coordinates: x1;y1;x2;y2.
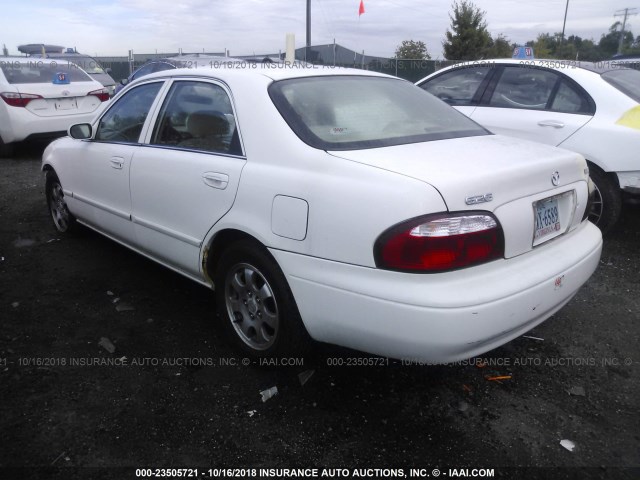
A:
206;232;312;358
203;229;263;284
585;160;622;234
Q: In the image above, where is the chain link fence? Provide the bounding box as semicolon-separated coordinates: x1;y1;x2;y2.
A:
95;47;458;83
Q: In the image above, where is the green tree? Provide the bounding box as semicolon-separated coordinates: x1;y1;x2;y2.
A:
527;33;558;58
599;22;634;57
555;42;578;60
568;37;601;61
524;33;605;60
395;40;431;60
443;1;491;60
485;34;513;58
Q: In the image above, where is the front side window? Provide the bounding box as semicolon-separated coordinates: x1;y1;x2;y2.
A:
269;76;489;151
95;82;162;143
150;81;240;155
419;66;491;105
489;67;559;110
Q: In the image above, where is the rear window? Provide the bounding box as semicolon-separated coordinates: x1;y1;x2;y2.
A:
0;61;93;84
48;56;106;75
602;69;640;103
269;76;489;150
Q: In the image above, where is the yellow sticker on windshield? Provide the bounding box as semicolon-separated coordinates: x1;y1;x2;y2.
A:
616;106;640;130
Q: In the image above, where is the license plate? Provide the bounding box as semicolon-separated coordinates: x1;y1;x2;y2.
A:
55;98;77;110
534;196;561;241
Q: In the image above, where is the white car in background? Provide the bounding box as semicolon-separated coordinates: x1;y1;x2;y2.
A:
0;57;109;157
417;60;640;233
42;67;601;362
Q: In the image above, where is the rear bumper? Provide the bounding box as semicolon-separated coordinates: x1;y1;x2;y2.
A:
270;221;602;363
0;106;99;144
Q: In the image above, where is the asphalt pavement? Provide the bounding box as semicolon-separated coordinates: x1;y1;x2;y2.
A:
1;144;638;480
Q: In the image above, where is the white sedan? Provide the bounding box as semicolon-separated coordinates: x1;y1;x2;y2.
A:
0;57;110;157
42;66;602;362
417;59;640;233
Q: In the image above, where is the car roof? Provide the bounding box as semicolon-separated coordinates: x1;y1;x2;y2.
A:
461;58;634;75
136;64;396;83
0;56;71;65
46;53;99;60
137;55;243;68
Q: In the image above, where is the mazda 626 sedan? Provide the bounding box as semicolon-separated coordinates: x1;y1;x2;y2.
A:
42;65;603;362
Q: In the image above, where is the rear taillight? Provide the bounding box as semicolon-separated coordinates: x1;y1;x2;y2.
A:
0;92;43;107
88;88;110;102
374;212;504;273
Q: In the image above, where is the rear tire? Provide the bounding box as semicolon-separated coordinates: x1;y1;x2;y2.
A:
214;239;312;360
45;171;77;233
587;164;621;235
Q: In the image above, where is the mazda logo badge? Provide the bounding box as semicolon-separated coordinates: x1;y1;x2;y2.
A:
551;171;560;186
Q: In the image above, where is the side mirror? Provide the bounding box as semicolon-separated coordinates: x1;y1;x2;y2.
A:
105;67;113;74
120;78;128;86
69;123;92;139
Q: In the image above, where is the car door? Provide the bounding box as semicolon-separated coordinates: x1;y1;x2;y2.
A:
71;81;165;241
470;65;594;145
417;65;494;117
129;79;246;275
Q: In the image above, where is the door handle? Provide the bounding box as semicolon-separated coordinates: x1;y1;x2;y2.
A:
537;120;565;128
202;172;229;190
110;157;124;169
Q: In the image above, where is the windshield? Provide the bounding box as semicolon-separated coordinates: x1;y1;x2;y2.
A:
269;76;489;150
0;60;93;83
602;69;640;103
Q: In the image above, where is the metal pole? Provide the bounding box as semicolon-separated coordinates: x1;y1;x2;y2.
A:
561;0;569;43
306;0;311;48
615;8;638;55
618;8;628;54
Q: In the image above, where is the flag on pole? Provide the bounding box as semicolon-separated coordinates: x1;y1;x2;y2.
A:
359;0;365;16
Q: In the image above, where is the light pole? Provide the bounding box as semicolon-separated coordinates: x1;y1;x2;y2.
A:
306;0;311;48
561;0;569;44
305;0;311;62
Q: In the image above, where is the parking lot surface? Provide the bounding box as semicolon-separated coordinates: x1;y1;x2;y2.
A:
1;144;638;479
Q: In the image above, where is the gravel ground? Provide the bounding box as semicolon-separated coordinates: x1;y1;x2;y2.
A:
1;143;638;480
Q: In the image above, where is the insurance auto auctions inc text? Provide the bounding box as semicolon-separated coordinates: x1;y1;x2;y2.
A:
252;468;494;477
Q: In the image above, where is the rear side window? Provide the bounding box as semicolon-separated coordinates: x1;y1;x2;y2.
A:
487;66;594;114
602;69;640;103
489;67;558;110
269;76;489;151
419;66;491;105
550;80;593;114
150;81;241;155
0;61;92;83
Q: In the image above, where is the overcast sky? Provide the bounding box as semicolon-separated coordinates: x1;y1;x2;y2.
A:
0;0;635;59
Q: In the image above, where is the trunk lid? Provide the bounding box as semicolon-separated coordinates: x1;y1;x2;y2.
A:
329;134;589;258
17;81;104;117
